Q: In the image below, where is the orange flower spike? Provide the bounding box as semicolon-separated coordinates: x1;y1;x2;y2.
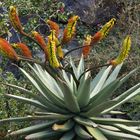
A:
9;6;24;33
110;35;131;66
91;18;116;45
32;31;48;59
13;43;32;59
47;20;60;37
91;32;103;45
82;35;92;57
62;15;79;44
47;31;60;68
0;38;19;61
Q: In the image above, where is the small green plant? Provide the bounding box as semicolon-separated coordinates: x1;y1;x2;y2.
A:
0;5;140;140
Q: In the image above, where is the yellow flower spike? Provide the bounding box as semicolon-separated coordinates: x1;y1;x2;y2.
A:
55;38;64;59
0;38;19;61
32;31;48;60
9;6;24;33
47;31;60;68
99;18;116;38
49;30;64;59
12;43;32;59
57;45;64;60
82;35;92;57
49;30;56;41
110;35;131;66
62;15;79;44
47;20;60;37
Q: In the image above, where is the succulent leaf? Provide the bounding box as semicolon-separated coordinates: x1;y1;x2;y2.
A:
60;130;75;140
74;124;93;139
86;126;108;140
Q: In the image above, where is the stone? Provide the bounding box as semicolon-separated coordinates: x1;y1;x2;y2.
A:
59;0;123;26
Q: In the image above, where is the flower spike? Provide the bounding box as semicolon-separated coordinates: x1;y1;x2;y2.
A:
82;35;92;57
12;43;32;59
32;31;48;60
9;6;24;34
47;31;60;68
0;38;19;61
109;35;131;66
49;30;64;59
62;15;79;44
47;20;60;37
92;18;116;44
99;18;116;38
82;18;116;57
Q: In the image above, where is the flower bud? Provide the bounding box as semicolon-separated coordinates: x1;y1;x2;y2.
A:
47;32;60;68
82;35;92;57
110;35;131;66
62;15;79;44
47;20;59;37
12;43;32;59
9;6;23;33
0;38;19;61
32;31;48;59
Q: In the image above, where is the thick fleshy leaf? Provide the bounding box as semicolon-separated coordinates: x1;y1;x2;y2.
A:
25;130;61;140
99;127;140;140
120;67;140;85
113;124;140;136
74;116;97;127
90;66;112;98
34;64;63;98
90;66;107;93
34;112;72;120
74;125;92;139
57;79;80;113
0;116;51;124
0;82;35;97
52;120;74;132
30;67;65;109
82;100;117;117
99;125;120;132
70;57;78;79
87;80;120;110
60;130;75;140
86;126;107;140
77;55;84;77
90;117;140;126
103;63;123;87
9;120;57;136
5;94;48;110
77;76;91;107
102;84;140;114
20;67;66;113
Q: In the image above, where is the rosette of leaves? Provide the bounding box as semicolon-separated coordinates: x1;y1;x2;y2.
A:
1;57;140;140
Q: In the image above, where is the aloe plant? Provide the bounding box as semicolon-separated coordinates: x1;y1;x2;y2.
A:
0;5;140;140
0;57;140;140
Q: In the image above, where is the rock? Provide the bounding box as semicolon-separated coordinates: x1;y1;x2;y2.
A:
60;0;96;24
59;0;124;26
